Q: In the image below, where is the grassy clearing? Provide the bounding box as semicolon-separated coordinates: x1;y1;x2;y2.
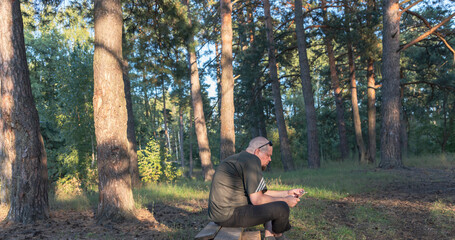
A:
403;153;455;169
265;159;402;199
44;155;455;239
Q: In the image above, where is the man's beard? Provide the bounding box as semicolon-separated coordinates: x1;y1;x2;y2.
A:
262;165;267;171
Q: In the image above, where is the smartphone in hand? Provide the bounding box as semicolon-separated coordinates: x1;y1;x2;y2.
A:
294;190;307;198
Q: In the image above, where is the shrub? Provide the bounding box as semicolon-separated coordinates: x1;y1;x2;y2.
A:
138;139;163;183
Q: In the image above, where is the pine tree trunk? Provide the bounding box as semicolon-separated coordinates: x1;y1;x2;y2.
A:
0;0;49;223
344;0;367;163
264;0;295;171
0;103;11;205
295;0;320;168
178;105;185;171
123;61;140;188
93;0;135;222
379;0;403;169
322;0;349;160
185;0;214;181
367;57;377;164
142;69;150;119
220;0;236;161
189;108;194;178
348;44;368;163
162;84;172;155
400;87;408;158
215;41;221;116
366;0;377;164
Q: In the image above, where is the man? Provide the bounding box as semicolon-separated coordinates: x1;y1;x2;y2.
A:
208;137;305;240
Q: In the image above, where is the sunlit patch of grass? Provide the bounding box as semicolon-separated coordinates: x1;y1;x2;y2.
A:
49;191;97;211
265;160;400;200
430;199;455;233
404;153;455;169
134;179;210;207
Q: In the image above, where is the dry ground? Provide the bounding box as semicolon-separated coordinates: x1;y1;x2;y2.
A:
1;167;454;239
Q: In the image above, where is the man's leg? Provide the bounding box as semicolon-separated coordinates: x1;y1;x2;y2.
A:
218;201;291;234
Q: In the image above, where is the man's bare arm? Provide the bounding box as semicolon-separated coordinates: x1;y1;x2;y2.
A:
249;191;299;207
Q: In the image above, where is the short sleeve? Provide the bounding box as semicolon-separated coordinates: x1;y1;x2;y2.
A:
244;157;267;195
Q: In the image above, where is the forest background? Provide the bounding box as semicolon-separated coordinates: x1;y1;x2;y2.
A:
0;0;454;236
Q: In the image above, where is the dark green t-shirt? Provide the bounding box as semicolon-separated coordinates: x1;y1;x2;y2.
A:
208;151;267;222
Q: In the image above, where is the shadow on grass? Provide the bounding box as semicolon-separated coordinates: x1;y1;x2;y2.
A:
146;202;208;231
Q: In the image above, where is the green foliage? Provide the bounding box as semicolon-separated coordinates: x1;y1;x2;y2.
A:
138;139;183;183
163;160;183;182
138;139;163;183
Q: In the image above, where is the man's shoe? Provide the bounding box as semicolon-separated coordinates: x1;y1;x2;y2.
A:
275;234;289;240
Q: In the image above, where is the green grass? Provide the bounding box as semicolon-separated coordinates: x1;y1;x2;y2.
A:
265;159;401;199
47;155;455;239
403;153;455;168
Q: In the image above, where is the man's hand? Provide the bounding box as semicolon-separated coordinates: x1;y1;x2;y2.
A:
288;188;306;198
284;195;300;208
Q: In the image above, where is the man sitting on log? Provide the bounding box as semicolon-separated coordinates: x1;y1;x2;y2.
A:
208;137;305;240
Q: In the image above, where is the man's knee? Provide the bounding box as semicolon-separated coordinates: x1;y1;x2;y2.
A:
274;201;290;218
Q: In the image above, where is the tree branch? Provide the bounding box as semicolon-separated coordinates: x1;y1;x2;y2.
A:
402;9;455;60
398;13;455;53
399;0;423;16
401;81;455;92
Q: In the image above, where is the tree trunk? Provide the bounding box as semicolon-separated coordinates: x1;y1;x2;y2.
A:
264;0;295;171
189;108;194;178
123;61;140;188
322;0;349;160
348;44;368;163
215;41;221;116
379;0;403;169
0;114;11;205
0;0;49;223
185;0;214;181
400;87;408;158
220;0;236;161
367;58;377;163
295;0;320;168
366;0;377;164
142;69;150;119
93;0;135;222
162;83;172;155
178;105;185;171
344;15;368;163
344;0;367;163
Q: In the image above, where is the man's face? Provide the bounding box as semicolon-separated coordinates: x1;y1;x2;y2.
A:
256;146;273;171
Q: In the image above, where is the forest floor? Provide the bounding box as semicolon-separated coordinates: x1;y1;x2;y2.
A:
1;167;454;239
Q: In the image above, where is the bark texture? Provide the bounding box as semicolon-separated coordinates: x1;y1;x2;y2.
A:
366;0;377;164
264;0;295;171
379;0;403;168
220;0;236;161
178;106;185;171
93;0;135;222
185;0;214;181
347;37;368;163
367;58;377;164
0;0;49;223
188;109;194;178
295;0;320;168
123;62;140;188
